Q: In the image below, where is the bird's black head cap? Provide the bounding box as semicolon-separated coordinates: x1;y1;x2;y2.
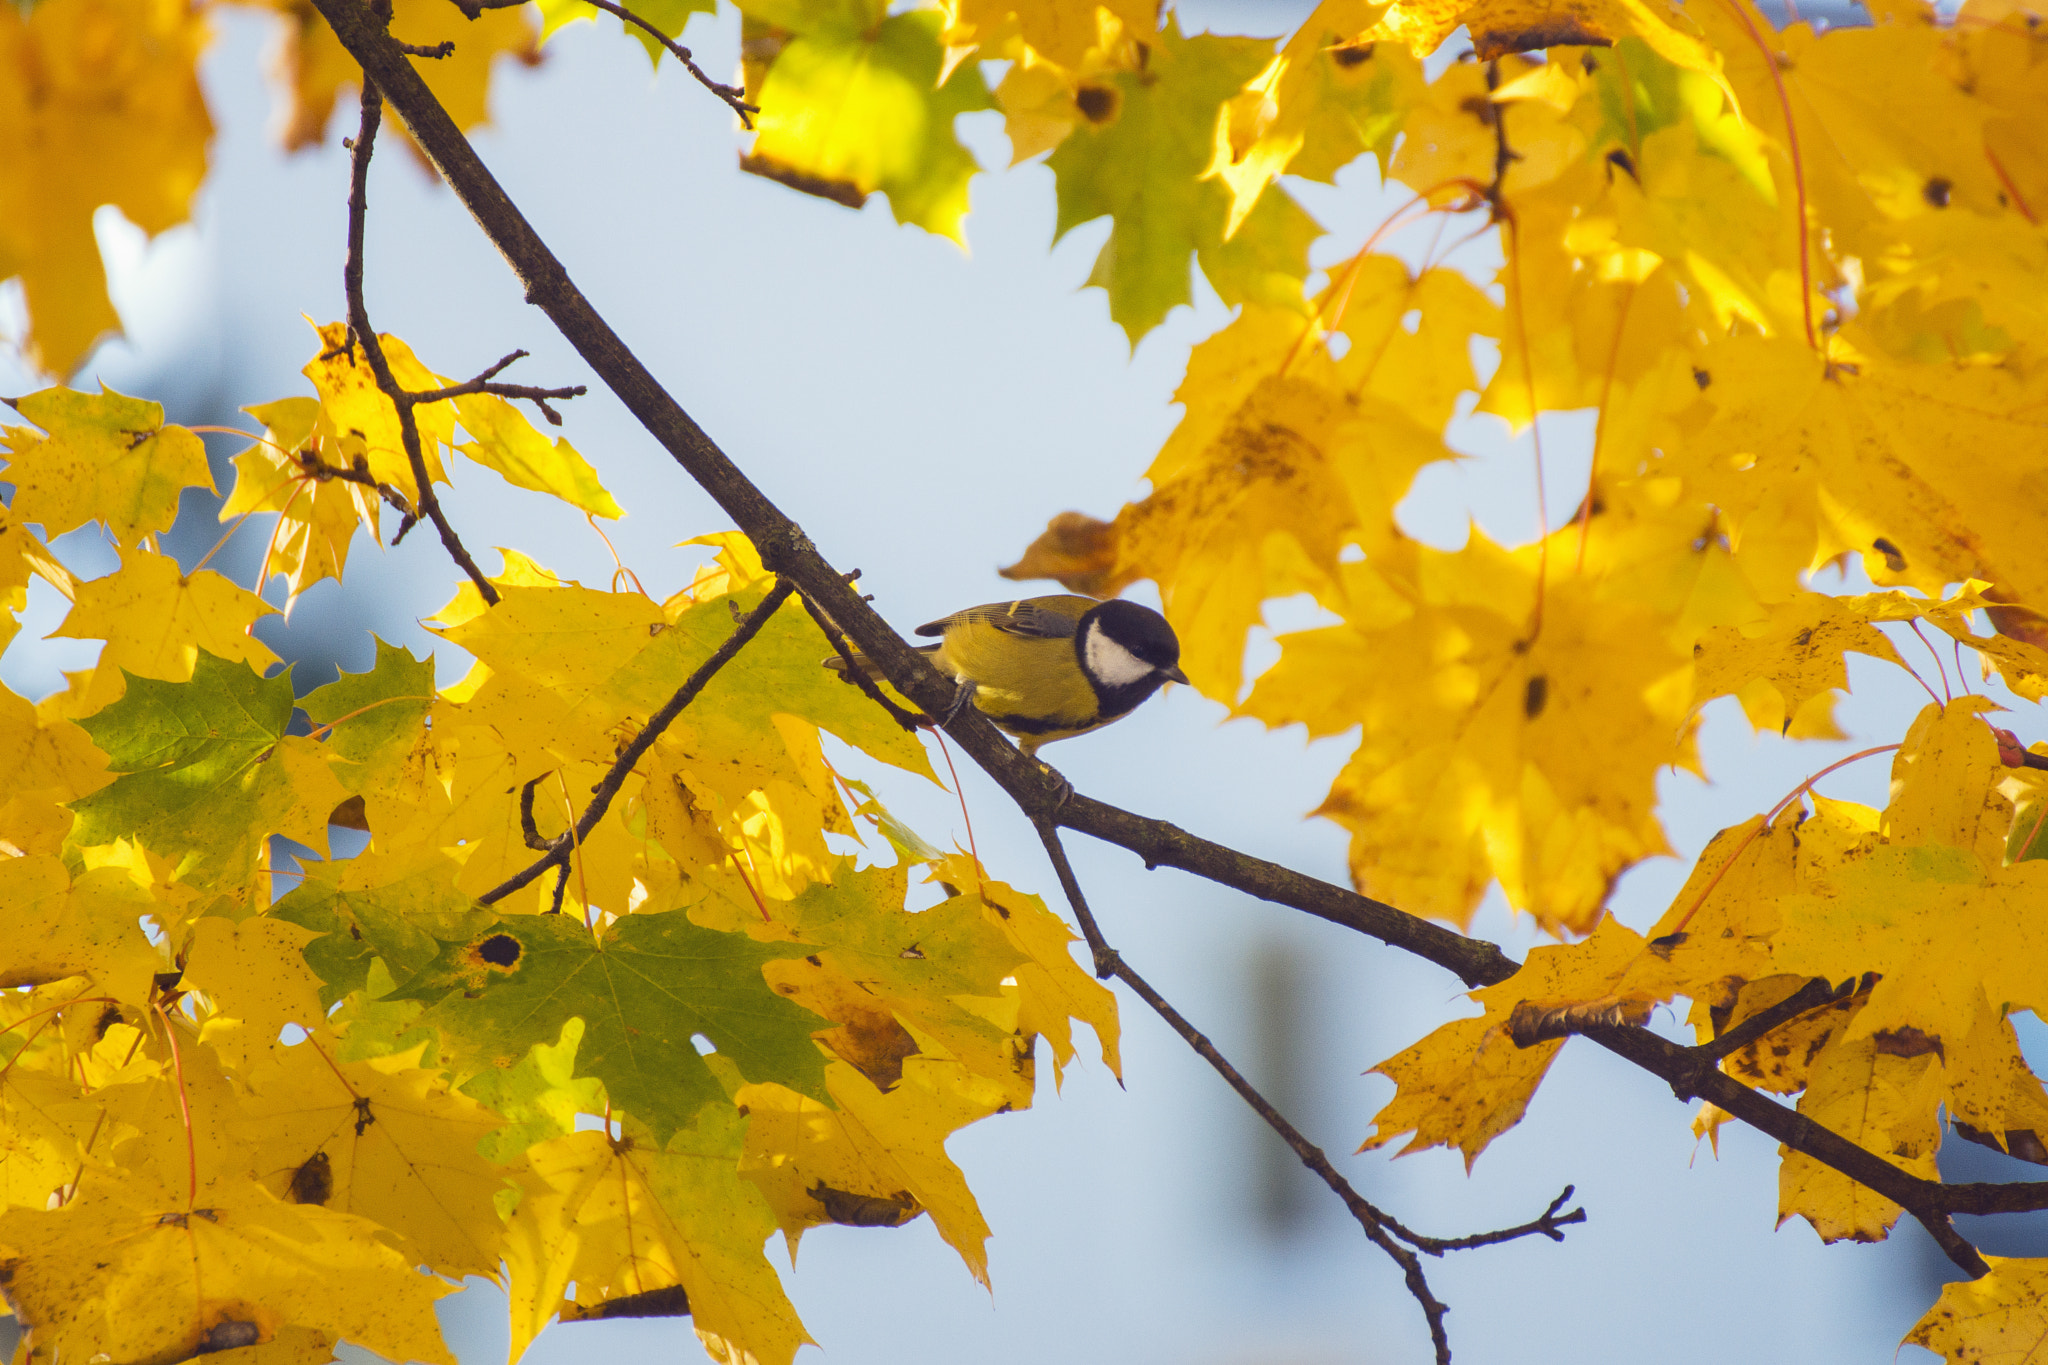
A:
1087;598;1182;671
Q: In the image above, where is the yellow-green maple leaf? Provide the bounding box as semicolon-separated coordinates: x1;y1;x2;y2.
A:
1;387;213;546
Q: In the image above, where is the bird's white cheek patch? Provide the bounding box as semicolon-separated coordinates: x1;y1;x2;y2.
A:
1084;623;1154;687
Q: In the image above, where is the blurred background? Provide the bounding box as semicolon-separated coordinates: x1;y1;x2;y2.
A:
4;0;2044;1359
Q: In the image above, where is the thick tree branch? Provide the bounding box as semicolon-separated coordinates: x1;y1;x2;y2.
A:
342;85;500;604
478;578;795;903
305;0;2027;1290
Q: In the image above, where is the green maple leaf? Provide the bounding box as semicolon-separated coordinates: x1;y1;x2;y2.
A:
69;651;300;875
780;865;1026;1004
1047;20;1316;344
272;850;484;1007
742;7;992;243
392;911;828;1139
300;637;435;789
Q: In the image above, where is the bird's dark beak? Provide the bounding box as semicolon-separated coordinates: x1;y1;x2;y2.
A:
1162;664;1190;686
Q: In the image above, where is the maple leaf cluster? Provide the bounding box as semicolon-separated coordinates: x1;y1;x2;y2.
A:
0;353;1118;1365
5;0;2048;1355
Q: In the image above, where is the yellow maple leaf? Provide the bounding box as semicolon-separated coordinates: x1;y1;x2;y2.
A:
739;1057;1007;1283
1906;1256;2048;1364
0;0;210;376
1362;915;1657;1166
1776;1025;1941;1243
0;854;163;1007
300;321;453;503
237;1038;508;1277
50;547;280;714
223;397;384;604
503;1114;809;1365
0;1175;457;1365
1246;543;1695;933
1;387;213;546
951;0;1154;71
0;682;109;807
1941;1003;2048;1159
1678;334;2048;621
1362;0;1723;69
182;917;328;1073
968;866;1121;1083
1767;712;2048;1058
1208;0;1420;235
1691;591;1908;731
449;391;623;520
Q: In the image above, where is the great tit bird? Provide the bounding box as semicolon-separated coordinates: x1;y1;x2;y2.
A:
825;594;1188;756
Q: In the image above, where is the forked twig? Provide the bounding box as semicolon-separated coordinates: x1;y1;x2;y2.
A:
407;348;588;425
1033;819;1584;1364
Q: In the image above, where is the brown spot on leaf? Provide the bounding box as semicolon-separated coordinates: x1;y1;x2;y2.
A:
808;1182;921;1227
1524;674;1548;719
1075;85;1119;123
738;152;864;209
1472;20;1611;59
1874;1026;1943;1059
1923;176;1952;208
827;1011;921;1090
561;1284;692;1321
288;1151;332;1205
1330;42;1373;66
198;1321;262;1354
1871;537;1908;572
330;795;369;831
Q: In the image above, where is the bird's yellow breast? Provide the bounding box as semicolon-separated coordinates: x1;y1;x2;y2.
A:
930;620;1101;737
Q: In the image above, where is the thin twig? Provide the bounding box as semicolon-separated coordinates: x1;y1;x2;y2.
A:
801;588;927;732
444;0;757;126
1030;818;1555;1362
478;579;796;903
1110;955;1452;1363
1030;815;1119;979
1693;976;1841;1063
406;348;588;425
343;85;501;606
1393;1186;1585;1254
